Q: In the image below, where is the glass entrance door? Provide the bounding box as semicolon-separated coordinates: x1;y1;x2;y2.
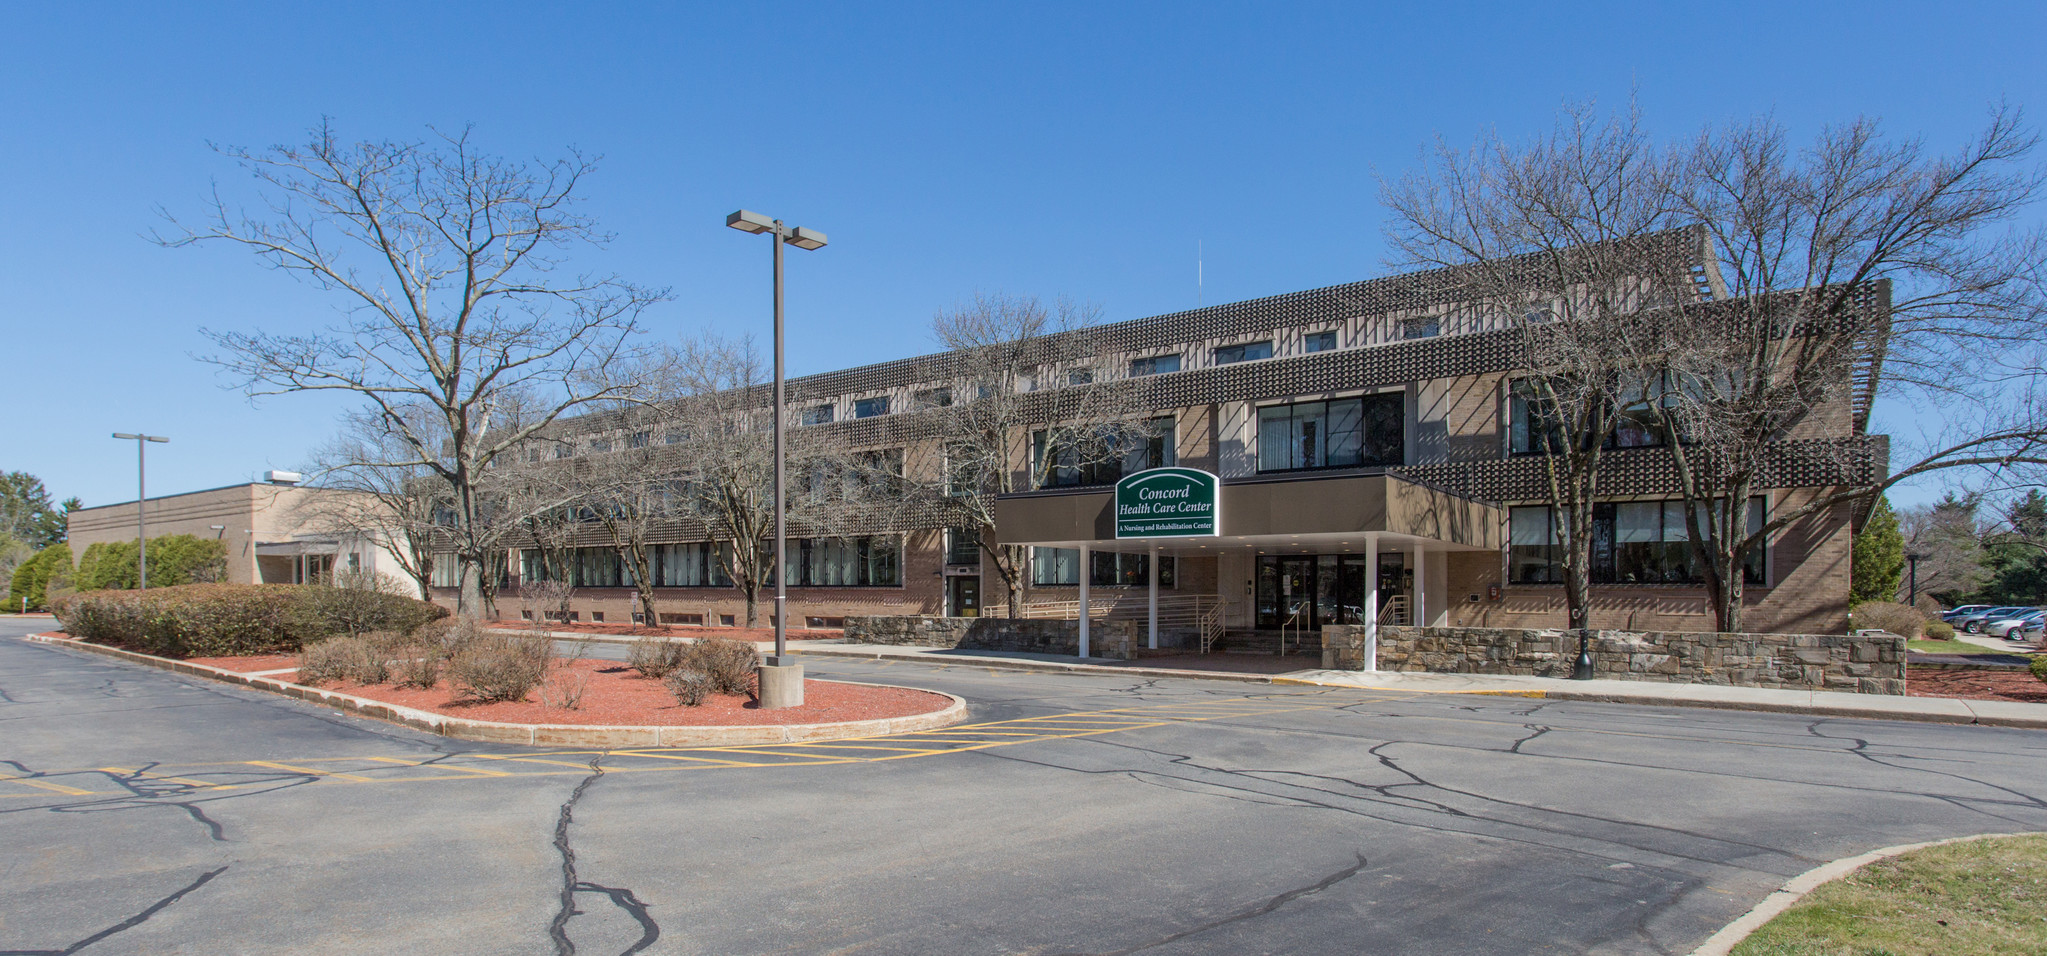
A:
948;576;981;617
1256;554;1399;629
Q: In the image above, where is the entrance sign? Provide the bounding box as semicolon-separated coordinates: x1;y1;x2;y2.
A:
1115;467;1221;539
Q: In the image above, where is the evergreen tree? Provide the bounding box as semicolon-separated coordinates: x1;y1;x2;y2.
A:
1850;496;1905;605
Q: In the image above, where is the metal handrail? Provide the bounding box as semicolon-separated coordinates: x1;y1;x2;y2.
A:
1279;607;1305;656
1376;594;1410;627
1197;601;1225;654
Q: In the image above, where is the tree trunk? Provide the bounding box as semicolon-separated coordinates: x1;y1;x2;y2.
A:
743;585;758;627
457;555;486;618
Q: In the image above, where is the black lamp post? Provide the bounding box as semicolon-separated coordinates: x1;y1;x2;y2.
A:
1571;629;1595;680
1906;552;1923;605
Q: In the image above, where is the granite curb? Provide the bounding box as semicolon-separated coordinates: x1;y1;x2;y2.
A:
22;634;968;747
1687;831;2046;956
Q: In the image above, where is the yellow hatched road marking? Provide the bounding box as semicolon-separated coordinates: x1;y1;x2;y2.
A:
360;756;513;778
245;760;374;782
99;767;220;788
0;774;95;796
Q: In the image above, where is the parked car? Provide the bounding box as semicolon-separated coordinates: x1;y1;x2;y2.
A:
1940;604;1995;624
1983;608;2046;639
1955;606;2031;634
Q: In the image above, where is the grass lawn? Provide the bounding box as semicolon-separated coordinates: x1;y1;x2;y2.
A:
1909;638;2033;656
1731;834;2047;955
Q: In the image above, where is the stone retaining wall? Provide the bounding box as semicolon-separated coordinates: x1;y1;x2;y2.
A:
1323;625;1905;695
845;616;1140;661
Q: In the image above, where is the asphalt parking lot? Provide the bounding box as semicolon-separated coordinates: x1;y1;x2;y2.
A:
4;617;2045;955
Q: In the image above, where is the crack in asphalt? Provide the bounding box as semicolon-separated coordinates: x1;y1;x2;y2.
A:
1050;852;1370;956
0;865;226;956
548;754;660;956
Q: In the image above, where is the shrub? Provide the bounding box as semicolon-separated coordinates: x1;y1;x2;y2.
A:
298;635;389;686
296;576;448;638
392;646;442;689
684;638;759;696
628;640;688;679
1853;601;1925;639
2031;656;2047;684
1923;620;1957;641
665;668;713;706
449;633;553;703
539;667;591;710
73;536;228;591
53;583;446;658
8;543;71;612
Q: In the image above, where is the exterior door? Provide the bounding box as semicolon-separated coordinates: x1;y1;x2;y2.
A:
948;576;981;617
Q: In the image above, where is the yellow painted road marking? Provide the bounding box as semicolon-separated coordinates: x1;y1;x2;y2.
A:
99;767;220;788
0;774;95;796
361;756;513;778
245;760;374;782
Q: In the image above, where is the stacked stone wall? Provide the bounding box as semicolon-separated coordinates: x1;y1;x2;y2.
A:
1323;624;1904;695
845;616;1140;660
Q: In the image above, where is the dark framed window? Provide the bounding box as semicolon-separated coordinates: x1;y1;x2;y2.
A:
1214;341;1272;365
652;542;733;587
1508;380;1565;456
1612;371;1672;449
781;535;902;587
1304;330;1338;353
1067;368;1094;386
1508;499;1767;586
1129;354;1181;377
1255;394;1402;472
946;528;981;566
588;436;613;454
915;387;953;408
1401;316;1440;339
853;396;890;419
802;405;835;425
1031;548;1175;587
627;431;650;449
1034;417;1176;488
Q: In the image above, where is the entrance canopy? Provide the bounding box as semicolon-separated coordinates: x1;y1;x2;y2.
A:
993;472;1500;555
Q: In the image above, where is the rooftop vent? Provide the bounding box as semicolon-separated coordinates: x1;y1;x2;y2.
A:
266;470;303;486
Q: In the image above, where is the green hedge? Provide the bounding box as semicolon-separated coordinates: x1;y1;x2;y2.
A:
52;583;449;658
74;536;228;591
8;543;71;612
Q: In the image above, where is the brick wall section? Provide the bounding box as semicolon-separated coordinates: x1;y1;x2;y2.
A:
845;615;1140;660
1322;624;1905;694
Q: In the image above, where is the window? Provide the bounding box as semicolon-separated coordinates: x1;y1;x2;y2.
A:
1401;316;1441;339
853;396;891;419
1067;368;1095;386
1129;354;1181;377
588;436;613;454
853;448;904;495
553;442;575;460
915;387;953;409
1213;341;1273;365
652;542;733;587
430;554;459;588
627;431;650;449
1034;417;1175;488
1508;380;1564;456
1613;371;1672;449
1031;548;1176;587
1507;499;1767;586
664;429;688;445
802;405;835;425
1256;394;1403;472
944;444;981;497
1304;330;1337;353
946;528;981;566
780;536;902;587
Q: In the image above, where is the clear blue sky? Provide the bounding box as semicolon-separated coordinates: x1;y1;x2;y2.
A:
4;2;2041;509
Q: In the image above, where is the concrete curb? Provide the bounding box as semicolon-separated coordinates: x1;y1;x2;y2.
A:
22;634;968;748
779;643;2047;727
1688;831;2044;956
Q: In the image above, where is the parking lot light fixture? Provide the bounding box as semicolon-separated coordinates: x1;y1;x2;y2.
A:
111;432;169;588
724;209;828;709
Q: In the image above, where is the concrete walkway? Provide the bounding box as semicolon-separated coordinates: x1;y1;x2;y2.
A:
521;629;2047;729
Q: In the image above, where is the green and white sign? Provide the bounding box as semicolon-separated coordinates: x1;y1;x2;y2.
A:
1115;467;1221;539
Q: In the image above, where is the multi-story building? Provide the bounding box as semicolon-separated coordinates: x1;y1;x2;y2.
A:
441;232;1884;638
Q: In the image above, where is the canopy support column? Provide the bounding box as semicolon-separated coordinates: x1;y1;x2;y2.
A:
1077;543;1091;659
1363;534;1379;672
1147;543;1159;650
1412;540;1427;627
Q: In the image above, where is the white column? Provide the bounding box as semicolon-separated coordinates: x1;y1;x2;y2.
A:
1077;543;1091;659
1363;535;1379;672
1412;541;1427;628
1147;543;1160;650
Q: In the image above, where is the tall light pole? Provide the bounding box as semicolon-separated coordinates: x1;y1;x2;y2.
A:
725;209;827;709
111;433;169;589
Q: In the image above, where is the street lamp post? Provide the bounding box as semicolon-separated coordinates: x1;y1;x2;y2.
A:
1907;552;1923;606
725;209;827;710
111;433;169;589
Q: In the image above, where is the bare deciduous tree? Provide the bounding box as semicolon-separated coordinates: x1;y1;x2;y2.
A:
919;293;1152;617
1381;103;1686;632
159;121;667;617
299;405;451;599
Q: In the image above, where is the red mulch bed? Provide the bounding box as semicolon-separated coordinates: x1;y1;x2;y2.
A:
188;654;301;673
1908;668;2047;704
488;621;840;641
282;658;950;726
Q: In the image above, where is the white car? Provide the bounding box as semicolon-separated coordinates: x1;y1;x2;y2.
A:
1983;608;2046;640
